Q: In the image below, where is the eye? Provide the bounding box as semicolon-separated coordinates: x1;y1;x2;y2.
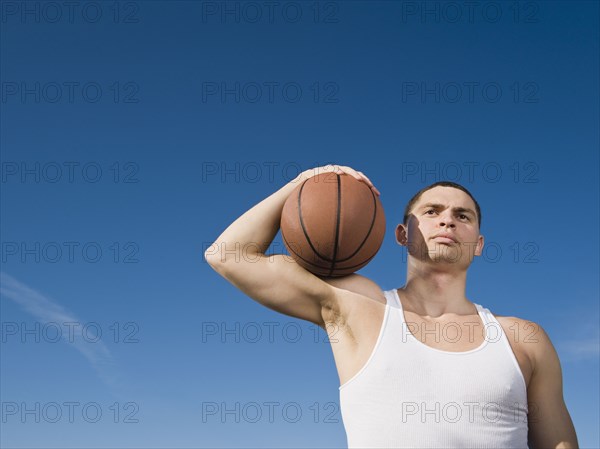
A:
459;214;469;220
425;209;436;215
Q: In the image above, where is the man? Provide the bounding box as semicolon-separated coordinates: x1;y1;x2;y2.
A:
205;164;578;448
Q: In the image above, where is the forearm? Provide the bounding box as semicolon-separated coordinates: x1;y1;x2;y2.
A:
205;172;310;262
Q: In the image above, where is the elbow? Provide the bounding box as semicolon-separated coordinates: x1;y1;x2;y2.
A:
203;243;238;276
205;252;229;277
204;243;225;270
203;241;264;272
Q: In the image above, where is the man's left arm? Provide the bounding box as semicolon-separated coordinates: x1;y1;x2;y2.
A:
526;324;579;449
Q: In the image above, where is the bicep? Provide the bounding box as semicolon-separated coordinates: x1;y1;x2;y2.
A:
527;326;579;448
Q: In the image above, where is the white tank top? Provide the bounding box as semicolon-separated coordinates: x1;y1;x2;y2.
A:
339;289;529;448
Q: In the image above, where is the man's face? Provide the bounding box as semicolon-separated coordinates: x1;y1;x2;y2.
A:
396;186;484;268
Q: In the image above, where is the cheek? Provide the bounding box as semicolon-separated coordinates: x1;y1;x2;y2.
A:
408;223;428;240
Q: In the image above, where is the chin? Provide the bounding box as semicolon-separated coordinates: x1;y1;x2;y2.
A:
428;246;461;260
428;252;464;265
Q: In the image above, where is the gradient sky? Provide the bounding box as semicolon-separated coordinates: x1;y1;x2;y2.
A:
1;1;598;448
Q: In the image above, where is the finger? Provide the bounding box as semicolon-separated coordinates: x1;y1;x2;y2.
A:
355;172;380;196
357;171;373;185
339;166;362;180
356;171;377;190
328;167;380;195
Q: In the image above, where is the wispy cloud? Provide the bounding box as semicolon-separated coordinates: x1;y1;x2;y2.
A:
1;271;120;388
559;337;600;361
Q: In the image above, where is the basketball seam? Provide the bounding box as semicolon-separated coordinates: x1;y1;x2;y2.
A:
335;186;379;263
282;228;380;275
315;253;382;276
327;174;342;277
298;178;330;261
281;229;330;266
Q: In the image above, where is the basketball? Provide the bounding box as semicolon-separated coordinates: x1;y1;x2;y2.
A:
280;172;386;277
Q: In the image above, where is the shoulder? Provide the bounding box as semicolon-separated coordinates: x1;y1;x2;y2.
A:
493;313;541;334
492;313;551;370
320;273;386;304
492;313;544;341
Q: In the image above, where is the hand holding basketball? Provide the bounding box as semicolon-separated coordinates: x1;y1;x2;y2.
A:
292;165;381;196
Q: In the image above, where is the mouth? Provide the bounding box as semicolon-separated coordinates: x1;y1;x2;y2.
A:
432;234;458;243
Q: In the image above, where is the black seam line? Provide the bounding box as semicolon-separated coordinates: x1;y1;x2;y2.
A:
335;186;379;263
283;232;330;269
283;227;379;277
298;178;329;261
281;229;323;266
281;223;375;276
329;251;379;271
283;228;376;270
328;173;342;277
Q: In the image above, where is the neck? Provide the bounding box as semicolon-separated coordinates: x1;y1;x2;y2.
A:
399;259;474;317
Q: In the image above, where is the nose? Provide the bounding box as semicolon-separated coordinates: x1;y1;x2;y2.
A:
438;213;456;228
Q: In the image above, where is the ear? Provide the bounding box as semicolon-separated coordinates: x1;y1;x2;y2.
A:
395;223;408;246
474;234;484;256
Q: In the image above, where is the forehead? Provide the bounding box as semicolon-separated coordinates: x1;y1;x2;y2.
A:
415;186;476;209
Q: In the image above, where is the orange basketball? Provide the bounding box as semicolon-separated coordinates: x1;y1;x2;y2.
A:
280;172;386;277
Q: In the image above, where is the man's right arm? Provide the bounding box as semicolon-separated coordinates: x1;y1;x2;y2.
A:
204;165;380;328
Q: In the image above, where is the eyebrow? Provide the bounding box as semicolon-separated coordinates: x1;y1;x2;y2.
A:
418;203;477;218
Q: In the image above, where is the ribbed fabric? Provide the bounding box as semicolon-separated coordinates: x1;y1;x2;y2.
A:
339;289;528;448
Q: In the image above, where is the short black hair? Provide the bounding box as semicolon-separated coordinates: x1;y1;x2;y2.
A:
403;181;482;228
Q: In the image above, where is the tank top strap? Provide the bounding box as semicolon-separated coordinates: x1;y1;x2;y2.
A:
473;303;490;324
383;289;401;309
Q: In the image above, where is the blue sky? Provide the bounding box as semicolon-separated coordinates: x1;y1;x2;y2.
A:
1;1;598;447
